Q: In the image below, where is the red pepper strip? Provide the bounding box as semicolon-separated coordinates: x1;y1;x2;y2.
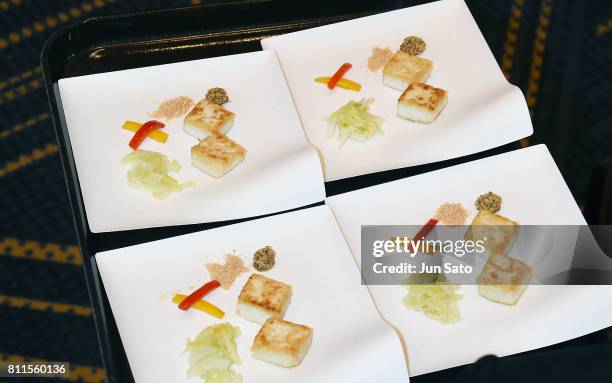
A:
128;120;165;150
327;63;353;90
178;280;221;311
408;218;439;252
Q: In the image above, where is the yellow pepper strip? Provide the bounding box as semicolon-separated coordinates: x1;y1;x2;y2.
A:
172;294;225;319
314;76;362;91
122;121;168;143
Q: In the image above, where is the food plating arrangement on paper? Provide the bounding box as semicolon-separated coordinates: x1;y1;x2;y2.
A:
53;1;612;382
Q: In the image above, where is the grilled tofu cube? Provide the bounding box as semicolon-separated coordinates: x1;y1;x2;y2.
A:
383;51;433;90
237;274;292;324
477;252;533;305
465;210;519;255
397;83;448;123
251;318;313;368
183;99;234;139
191;133;246;178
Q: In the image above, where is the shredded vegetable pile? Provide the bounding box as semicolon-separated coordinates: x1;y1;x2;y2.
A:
122;150;195;199
325;98;384;147
402;274;463;324
185;323;242;383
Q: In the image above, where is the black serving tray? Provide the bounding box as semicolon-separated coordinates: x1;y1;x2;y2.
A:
41;1;599;382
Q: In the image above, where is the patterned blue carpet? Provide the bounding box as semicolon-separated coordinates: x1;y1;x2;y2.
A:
0;0;610;382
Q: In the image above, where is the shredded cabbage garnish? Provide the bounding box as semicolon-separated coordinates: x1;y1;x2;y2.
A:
325;98;384;147
122;150;195;199
402;274;463;324
201;369;242;383
185;323;242;383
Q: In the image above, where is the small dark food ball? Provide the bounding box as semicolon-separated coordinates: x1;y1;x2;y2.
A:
206;87;229;105
400;36;426;55
253;246;276;272
475;192;502;213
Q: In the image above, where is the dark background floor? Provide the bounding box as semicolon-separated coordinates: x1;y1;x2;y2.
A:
0;0;611;382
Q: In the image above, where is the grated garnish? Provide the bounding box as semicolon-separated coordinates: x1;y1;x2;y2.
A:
151;96;194;120
434;202;469;226
206;252;249;289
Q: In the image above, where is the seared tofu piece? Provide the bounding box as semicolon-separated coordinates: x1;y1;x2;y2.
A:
383;51;433;90
191;133;246;178
251;318;313;368
397;83;448;123
183;99;234;139
465;210;519;255
477;252;533;305
237;274;292;324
